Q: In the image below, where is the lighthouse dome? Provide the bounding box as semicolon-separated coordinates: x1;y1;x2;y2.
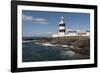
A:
59;16;65;24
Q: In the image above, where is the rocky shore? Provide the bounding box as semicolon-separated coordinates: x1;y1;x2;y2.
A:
33;36;90;56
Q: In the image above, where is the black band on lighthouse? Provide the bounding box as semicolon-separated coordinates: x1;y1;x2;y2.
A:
59;23;65;26
59;29;65;32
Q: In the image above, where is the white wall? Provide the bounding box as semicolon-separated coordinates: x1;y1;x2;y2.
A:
0;0;99;73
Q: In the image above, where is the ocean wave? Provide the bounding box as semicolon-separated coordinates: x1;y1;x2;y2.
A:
41;43;56;46
61;51;75;56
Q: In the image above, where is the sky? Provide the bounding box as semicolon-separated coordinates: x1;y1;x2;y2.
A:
22;10;90;37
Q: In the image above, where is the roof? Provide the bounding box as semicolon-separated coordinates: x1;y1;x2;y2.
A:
59;16;65;24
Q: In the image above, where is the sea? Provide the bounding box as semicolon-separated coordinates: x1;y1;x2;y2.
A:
22;37;89;62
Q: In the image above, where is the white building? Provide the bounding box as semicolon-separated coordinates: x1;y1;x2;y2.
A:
52;17;90;37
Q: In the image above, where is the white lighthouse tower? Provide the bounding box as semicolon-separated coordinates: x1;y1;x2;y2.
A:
59;17;66;36
52;16;66;37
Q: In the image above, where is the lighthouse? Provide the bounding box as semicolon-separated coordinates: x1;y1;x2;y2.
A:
52;16;66;37
59;17;66;36
52;16;90;37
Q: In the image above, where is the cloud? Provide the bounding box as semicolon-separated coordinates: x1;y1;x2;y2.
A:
33;18;48;24
22;14;33;21
22;14;48;24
